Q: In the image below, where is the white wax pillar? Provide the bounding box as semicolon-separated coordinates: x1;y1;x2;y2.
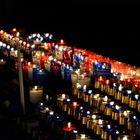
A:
16;41;25;114
29;86;43;104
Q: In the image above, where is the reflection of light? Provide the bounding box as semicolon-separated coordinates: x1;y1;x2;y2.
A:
110;101;114;106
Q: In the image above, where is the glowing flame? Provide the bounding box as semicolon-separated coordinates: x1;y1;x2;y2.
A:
68;122;71;128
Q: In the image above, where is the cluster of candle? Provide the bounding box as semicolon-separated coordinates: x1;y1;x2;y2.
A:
72;83;140;137
56;93;137;139
0;28;140;140
38;102;92;140
94;76;140;113
1;29;140;88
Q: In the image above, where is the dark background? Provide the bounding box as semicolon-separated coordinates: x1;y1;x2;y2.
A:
1;2;139;66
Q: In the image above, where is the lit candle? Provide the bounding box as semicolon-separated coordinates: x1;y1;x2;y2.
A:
29;86;43;104
115;84;124;101
63;122;76;139
67;102;79;116
117;135;134;140
75;106;84;120
121;90;132;105
129;94;139;109
111;105;121;121
57;94;69;107
75;134;91;140
62;98;71;112
95;119;107;136
127;115;137;131
81;110;91;125
100;96;109;112
73;83;82;97
119;110;132;126
101;124;112;140
87;113;101;130
104;101;114;116
92;94;100;108
108;82;117;97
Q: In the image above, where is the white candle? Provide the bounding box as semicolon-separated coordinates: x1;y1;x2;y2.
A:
29;86;43;104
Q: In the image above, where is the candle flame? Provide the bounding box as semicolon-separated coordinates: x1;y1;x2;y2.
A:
104;96;108;102
115;105;120;110
49;111;54;115
68;122;71;128
98;119;103;125
28;62;31;66
123;110;130;117
62;94;66;99
109;101;114;106
34;86;38;90
123;136;128;140
107;124;111;129
81;134;86;139
92;114;96;119
33;64;36;68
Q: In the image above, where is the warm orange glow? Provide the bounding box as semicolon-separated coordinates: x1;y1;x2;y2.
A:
60;39;64;44
106;79;109;85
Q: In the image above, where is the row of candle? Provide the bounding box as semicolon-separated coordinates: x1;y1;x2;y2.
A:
0;29;138;139
38;103;93;140
0;29;137;79
0;30;139;91
94;77;140;113
56;93;136;140
72;84;140;137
